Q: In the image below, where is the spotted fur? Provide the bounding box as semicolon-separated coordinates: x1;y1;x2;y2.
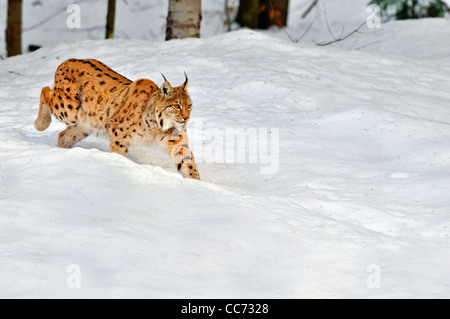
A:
35;58;200;180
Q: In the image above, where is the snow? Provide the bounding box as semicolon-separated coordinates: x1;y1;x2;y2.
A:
2;0;448;57
114;0;168;41
114;0;234;40
22;0;107;53
1;1;450;299
285;0;450;60
0;0;235;57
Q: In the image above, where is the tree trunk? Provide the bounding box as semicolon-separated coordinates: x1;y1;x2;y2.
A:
106;0;116;39
6;0;22;57
236;0;259;29
258;0;289;29
237;0;289;29
166;0;202;41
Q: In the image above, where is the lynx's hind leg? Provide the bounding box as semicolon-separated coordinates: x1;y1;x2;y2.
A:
35;86;52;131
58;125;89;148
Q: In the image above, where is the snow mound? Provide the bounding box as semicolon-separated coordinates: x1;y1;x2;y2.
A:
287;0;450;60
1;27;450;298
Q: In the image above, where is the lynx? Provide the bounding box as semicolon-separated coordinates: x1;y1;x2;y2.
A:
35;58;200;180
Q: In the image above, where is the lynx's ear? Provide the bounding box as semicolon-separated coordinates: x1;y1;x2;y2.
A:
160;73;173;97
182;71;188;91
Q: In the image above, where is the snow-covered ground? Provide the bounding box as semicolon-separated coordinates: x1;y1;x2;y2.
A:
286;0;450;59
1;1;450;299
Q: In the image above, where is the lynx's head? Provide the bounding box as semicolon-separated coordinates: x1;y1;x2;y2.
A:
155;73;192;132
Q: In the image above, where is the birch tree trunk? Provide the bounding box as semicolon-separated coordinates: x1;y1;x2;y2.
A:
106;0;116;39
6;0;22;57
166;0;202;41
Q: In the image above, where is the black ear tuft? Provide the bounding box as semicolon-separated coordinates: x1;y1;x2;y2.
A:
183;71;188;91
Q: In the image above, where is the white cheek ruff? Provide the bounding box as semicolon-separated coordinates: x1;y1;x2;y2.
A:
161;117;176;131
160;112;186;131
174;121;185;131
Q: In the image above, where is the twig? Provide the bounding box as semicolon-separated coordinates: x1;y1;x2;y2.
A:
301;0;319;19
354;40;382;51
284;13;316;43
313;21;367;46
321;1;338;41
284;29;297;43
8;70;22;75
349;33;361;50
339;21;348;38
22;9;65;32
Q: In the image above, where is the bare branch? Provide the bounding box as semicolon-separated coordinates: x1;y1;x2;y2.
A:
301;0;319;19
339;21;348;39
354;40;382;51
284;29;297;43
313;21;367;46
284;9;318;43
349;33;362;50
22;9;66;32
321;1;338;41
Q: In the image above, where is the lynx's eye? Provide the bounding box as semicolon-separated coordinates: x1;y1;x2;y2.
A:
187;104;192;110
172;104;181;110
